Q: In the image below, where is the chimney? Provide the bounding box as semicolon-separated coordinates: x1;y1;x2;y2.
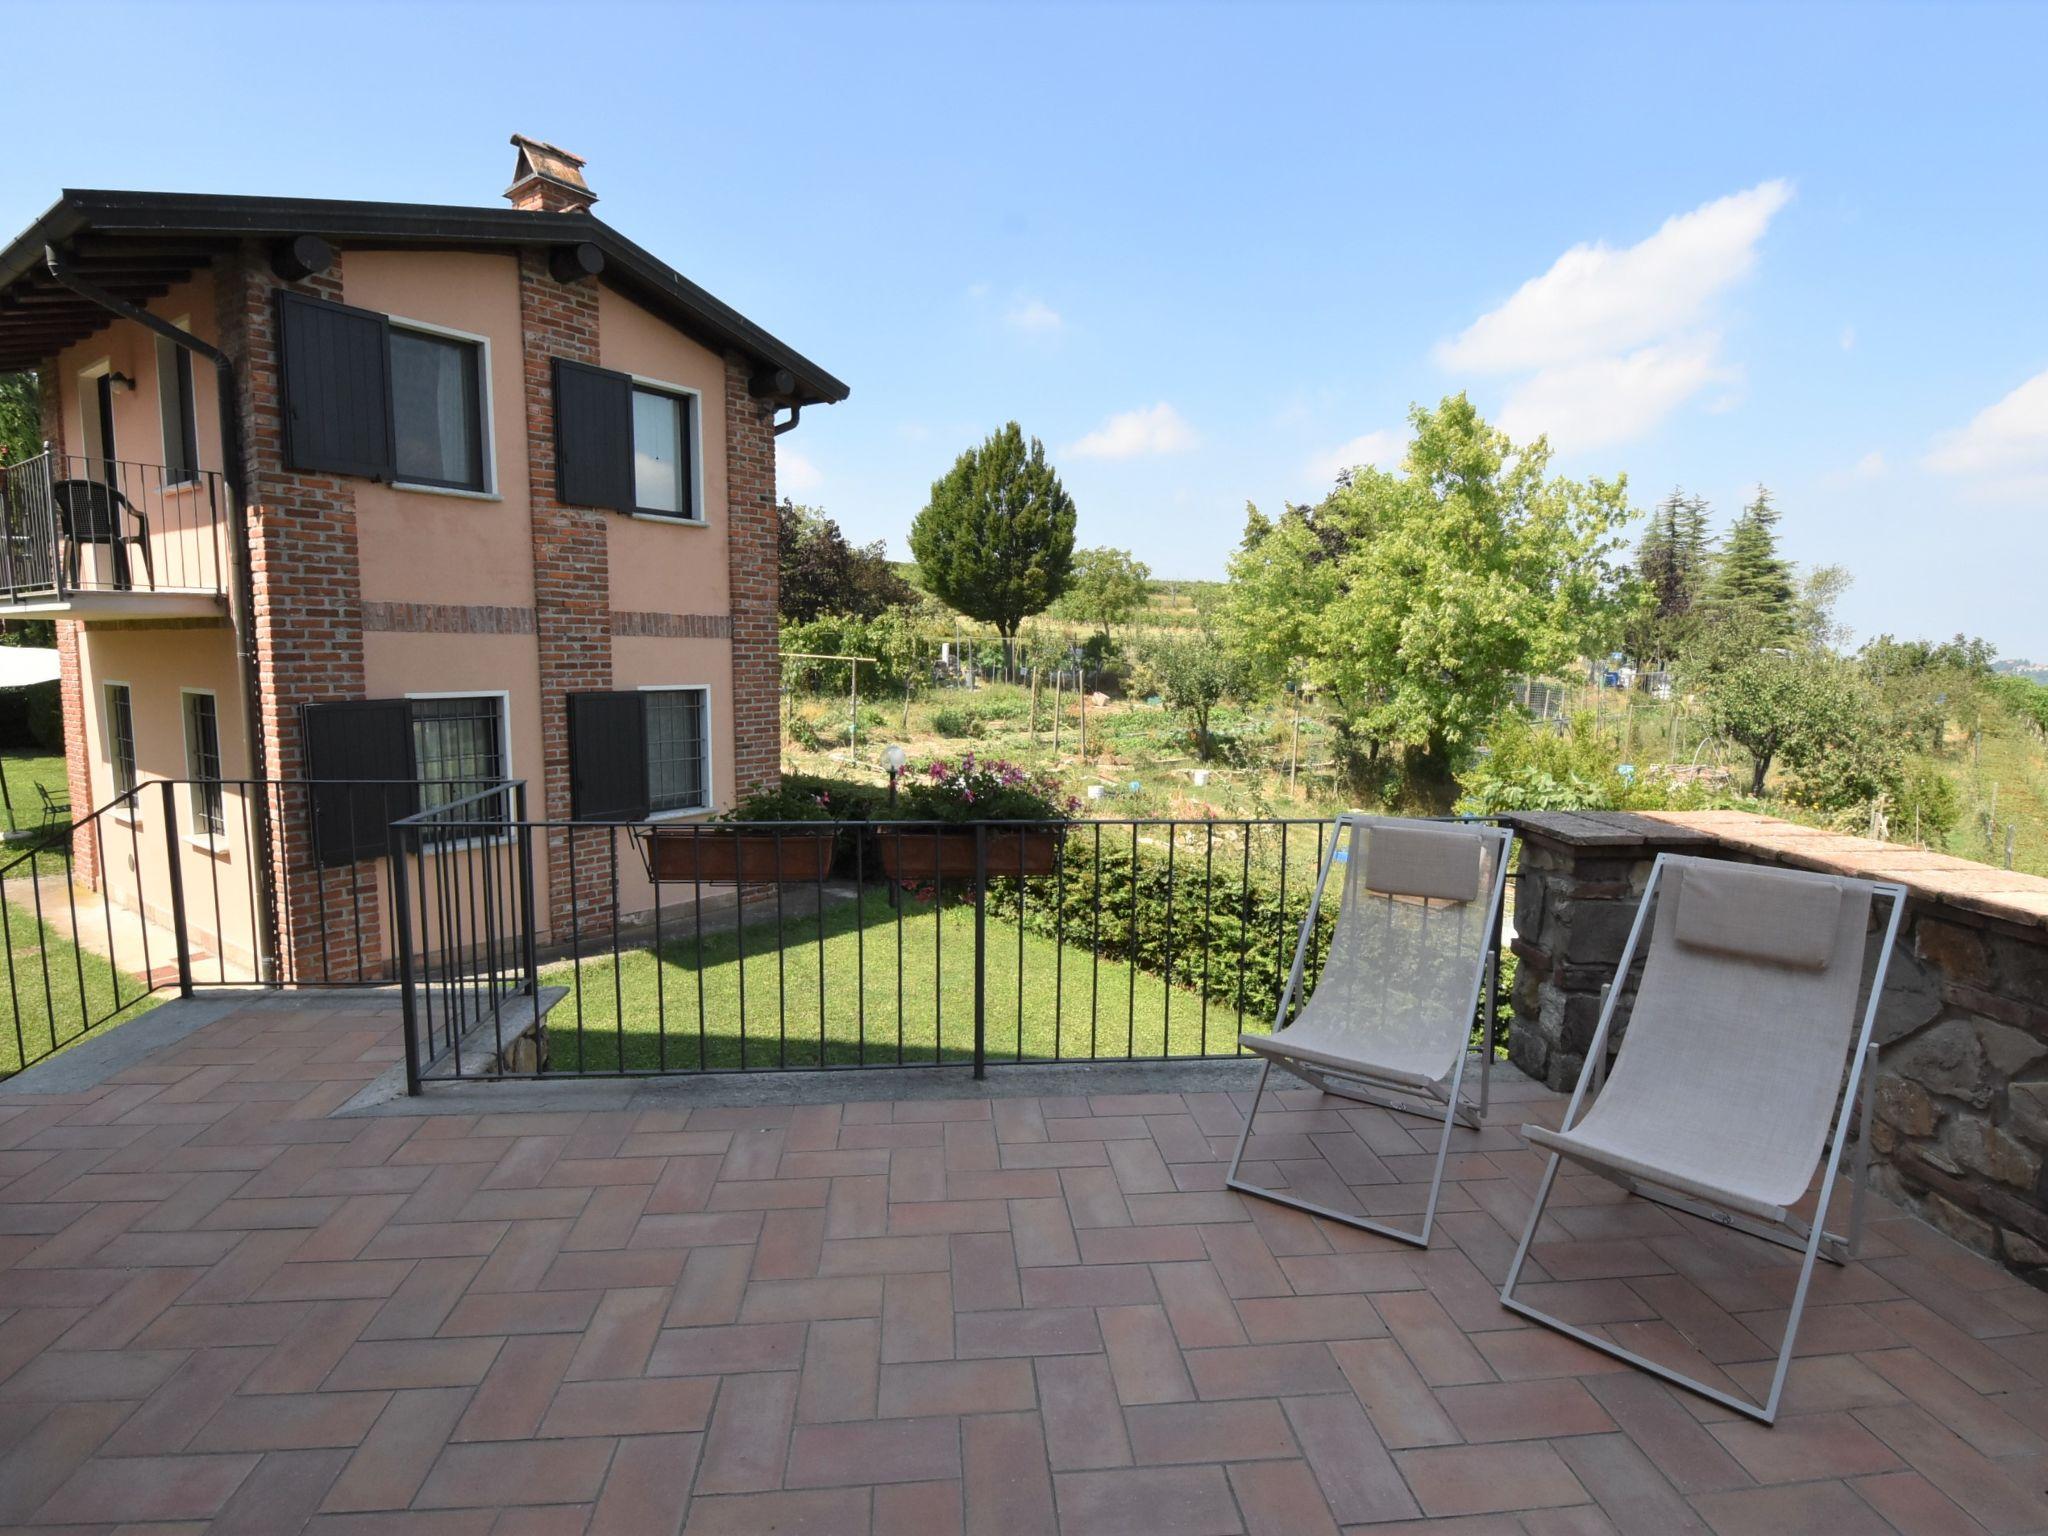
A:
505;135;595;215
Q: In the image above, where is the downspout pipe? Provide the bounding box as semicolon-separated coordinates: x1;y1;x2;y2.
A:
44;245;281;983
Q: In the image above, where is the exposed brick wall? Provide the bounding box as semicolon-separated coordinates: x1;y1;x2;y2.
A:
611;610;733;640
362;602;537;636
216;244;379;983
517;251;613;935
724;353;780;800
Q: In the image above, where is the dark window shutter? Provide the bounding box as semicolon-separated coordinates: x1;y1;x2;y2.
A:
677;393;697;520
553;358;633;511
303;699;418;865
278;292;396;479
568;692;650;821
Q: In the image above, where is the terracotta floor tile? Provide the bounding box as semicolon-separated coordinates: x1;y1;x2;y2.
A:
785;1415;962;1488
1054;1465;1243;1536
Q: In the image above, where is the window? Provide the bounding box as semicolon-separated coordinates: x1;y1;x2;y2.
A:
566;686;713;820
632;386;693;518
552;360;699;521
181;692;225;837
646;688;709;813
156;329;199;485
276;293;492;492
409;695;507;815
391;327;486;491
104;683;137;796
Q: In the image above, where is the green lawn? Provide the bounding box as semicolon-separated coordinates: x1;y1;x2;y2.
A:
1;751;78;880
1943;712;2048;877
541;887;1268;1072
1;896;160;1076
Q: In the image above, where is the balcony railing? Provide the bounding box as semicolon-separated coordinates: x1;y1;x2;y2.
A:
0;448;229;606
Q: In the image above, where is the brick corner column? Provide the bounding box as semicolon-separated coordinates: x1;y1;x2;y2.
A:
724;352;780;801
215;244;377;982
517;251;612;937
37;370;100;888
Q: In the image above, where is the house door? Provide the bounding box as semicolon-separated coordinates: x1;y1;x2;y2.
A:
82;373;118;481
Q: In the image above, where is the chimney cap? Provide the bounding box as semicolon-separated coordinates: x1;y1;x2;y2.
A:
506;134;595;210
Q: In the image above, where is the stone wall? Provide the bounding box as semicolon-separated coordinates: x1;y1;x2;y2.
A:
1501;809;2048;1285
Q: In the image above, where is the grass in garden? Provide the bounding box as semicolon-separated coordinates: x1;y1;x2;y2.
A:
541;887;1271;1072
1943;708;2048;877
1;751;77;879
0;896;159;1076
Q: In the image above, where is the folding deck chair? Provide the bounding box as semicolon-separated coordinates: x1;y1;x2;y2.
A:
1498;853;1907;1424
1226;813;1513;1248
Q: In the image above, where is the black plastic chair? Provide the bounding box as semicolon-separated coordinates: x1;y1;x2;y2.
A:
52;479;152;590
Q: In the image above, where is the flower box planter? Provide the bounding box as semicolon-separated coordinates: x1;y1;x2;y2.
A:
636;827;836;884
874;826;1064;882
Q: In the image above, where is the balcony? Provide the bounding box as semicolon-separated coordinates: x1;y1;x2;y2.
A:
0;448;230;619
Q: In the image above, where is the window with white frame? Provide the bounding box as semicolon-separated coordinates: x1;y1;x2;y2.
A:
181;692;225;837
156;326;199;485
103;683;137;797
390;325;487;492
645;687;710;814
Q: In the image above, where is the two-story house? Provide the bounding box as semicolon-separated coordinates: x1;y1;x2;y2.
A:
0;137;846;982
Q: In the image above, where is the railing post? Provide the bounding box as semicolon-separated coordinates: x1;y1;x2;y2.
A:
390;820;422;1096
159;779;194;998
972;821;987;1080
514;782;539;999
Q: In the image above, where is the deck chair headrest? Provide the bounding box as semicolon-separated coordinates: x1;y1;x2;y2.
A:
1672;859;1844;971
1363;820;1484;904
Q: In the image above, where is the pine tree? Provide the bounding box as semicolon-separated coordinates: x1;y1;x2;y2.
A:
1628;489;1714;666
1701;486;1797;641
908;423;1077;672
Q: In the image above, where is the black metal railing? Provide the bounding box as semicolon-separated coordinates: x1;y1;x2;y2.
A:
0;777;508;1080
0;449;229;603
390;810;1513;1093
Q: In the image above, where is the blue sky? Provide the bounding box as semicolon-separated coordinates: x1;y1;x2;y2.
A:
11;1;2046;657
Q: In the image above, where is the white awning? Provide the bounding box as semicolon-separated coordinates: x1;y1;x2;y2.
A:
0;647;60;689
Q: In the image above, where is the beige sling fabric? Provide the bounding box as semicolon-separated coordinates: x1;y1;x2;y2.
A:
1242;818;1502;1089
1524;857;1873;1220
1363;820;1485;903
1673;859;1842;971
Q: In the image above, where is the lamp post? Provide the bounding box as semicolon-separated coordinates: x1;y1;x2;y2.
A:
883;744;906;810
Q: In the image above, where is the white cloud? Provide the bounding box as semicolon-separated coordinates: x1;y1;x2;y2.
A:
1307;428;1405;484
1437;180;1792;449
1496;341;1733;451
1840;324;1857;352
1003;297;1064;335
777;444;824;494
1851;450;1887;479
1069;403;1199;460
1925;369;2048;489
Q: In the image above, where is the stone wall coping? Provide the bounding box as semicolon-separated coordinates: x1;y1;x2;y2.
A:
1499;808;2048;933
1495;809;1720;849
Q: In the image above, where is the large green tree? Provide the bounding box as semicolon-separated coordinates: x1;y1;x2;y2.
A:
1057;546;1151;636
909;422;1077;670
778;501;918;622
1700;486;1798;640
0;372;39;467
1626;488;1713;667
1225;395;1634;802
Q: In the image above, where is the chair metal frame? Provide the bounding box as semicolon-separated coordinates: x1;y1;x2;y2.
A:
1226;813;1514;1248
1497;852;1908;1424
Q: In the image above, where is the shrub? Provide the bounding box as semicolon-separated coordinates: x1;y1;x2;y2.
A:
932;706;982;738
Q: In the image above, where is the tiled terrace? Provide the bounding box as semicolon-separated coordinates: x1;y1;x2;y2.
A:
3;999;2048;1534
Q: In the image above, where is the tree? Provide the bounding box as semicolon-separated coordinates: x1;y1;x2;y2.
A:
908;422;1077;670
1057;546;1151;636
1700;486;1797;641
778;501;918;622
1625;488;1712;667
1224;395;1634;803
0;372;40;466
1138;622;1253;761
